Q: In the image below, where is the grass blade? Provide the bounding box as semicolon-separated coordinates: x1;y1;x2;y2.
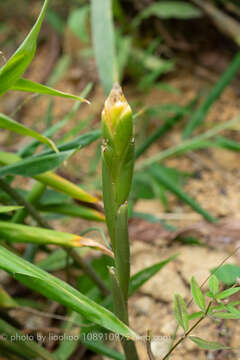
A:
0;151;98;203
91;0;117;94
0;221;112;257
0;113;57;152
35;172;98;203
11;78;89;103
129;254;177;297
0;245;137;338
0;286;19;308
37;248;87;272
0;318;56;360
0;150;74;177
0;0;49;95
215;136;240;151
149;164;216;222
136;116;240;170
38;203;105;222
183;51;240;138
0;206;22;213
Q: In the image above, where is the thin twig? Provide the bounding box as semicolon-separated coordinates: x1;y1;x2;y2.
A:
69;249;110;296
0;178;50;229
167;246;240;358
146;330;156;360
12;306;92;327
162;302;212;360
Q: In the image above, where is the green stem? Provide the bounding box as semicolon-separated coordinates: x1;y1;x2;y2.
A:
0;178;50;229
163;301;212;360
109;267;139;360
12;182;46;223
11;181;46;261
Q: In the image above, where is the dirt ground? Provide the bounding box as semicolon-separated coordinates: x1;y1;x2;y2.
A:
1;27;240;360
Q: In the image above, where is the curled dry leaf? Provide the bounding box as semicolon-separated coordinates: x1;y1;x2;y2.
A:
73;236;114;258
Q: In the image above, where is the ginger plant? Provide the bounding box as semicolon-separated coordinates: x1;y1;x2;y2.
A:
101;83;139;360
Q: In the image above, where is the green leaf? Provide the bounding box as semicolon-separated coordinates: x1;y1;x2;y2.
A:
226;303;240;317
42;129;101;155
11;78;89;103
0;150;74;177
0;150;99;204
0;205;22;213
35;171;98;203
188;311;204;320
129;254;177;297
0;0;49;95
68;6;90;43
189;336;229;350
213;311;240;319
208;275;219;296
136;2;202;22
0;318;56;360
191;277;206;311
38;203;105;222
0;221;112;257
37;248;77;271
212;264;240;285
91;0;117;94
174;294;189;331
0;245;137;339
137;116;240;170
82;337;125;360
183;51;240;138
215;136;240;152
0;113;57;152
216;287;240;300
0;286;19;308
149;164;216;222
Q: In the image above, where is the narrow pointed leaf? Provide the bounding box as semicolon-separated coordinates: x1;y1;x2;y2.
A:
0;206;22;213
38;203;105;222
149;164;216;222
0;246;136;338
209;275;219;296
135;1;202;24
35;172;98;203
129;254;177;297
0;150;99;204
226;304;240;317
183;52;240;138
41;129;101;155
216;287;240;300
191;276;206;311
0;286;19;308
0;318;56;360
0;0;49;95
211;264;240;286
213;312;240;319
0;150;74;177
189;336;230;350
0;221;113;257
91;0;117;94
0;113;57;152
11;78;89;103
174;294;189;331
82;337;125;360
